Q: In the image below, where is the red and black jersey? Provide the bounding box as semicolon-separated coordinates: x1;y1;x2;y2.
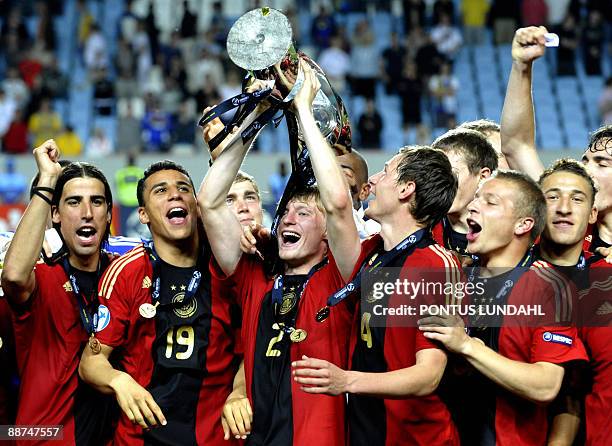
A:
10;262;114;446
96;245;240;446
212;252;353;446
579;257;612;445
455;260;588;446
583;223;612;252
349;234;461;446
431;216;469;256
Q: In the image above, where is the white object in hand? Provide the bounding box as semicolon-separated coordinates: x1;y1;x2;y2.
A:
544;33;559;47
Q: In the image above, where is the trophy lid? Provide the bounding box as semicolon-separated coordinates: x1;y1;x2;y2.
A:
227;8;293;71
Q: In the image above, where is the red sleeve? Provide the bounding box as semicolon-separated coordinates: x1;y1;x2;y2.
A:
96;265;136;348
209;254;264;309
531;326;588;364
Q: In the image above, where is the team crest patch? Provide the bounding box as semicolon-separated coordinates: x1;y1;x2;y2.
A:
63;281;73;292
172;292;197;318
542;331;573;346
94;305;111;332
142;276;152;289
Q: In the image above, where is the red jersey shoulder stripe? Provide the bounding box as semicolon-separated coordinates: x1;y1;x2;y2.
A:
99;245;146;298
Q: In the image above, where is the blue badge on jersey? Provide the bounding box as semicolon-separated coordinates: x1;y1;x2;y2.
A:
94;305;111;332
542;331;573;346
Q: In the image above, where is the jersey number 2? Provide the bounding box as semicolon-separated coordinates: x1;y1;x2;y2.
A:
165;325;194;360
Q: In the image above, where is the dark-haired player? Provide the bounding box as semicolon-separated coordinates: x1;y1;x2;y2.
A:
419;170;588;445
79;160;242;446
2;140;115;445
430;128;498;257
458;119;508;169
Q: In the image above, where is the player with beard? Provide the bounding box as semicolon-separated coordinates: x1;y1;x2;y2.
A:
2;140;115;445
79;161;242;446
500;26;612;252
430;128;498;258
199;62;357;445
418;170;588;445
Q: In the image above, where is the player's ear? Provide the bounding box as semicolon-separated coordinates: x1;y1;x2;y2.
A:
138;206;149;225
514;217;535;237
398;181;415;201
51;205;60;224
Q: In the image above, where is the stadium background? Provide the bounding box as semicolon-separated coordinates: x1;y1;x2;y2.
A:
0;0;609;236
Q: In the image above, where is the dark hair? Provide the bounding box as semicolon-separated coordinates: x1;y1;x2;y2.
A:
137;160;194;206
432;128;499;174
396;145;458;227
586;124;612;156
458;119;500;135
52;162;113;242
30;159;72;199
494;170;547;243
538;158;597;205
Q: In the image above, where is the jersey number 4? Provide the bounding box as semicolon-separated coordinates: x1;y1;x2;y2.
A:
361;312;372;348
165;325;195;360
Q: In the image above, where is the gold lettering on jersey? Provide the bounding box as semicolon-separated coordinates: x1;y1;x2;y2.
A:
266;328;284;357
165;325;195;360
63;281;73;292
142;276;152;288
279;288;297;315
360;312;372;348
172;292;198;318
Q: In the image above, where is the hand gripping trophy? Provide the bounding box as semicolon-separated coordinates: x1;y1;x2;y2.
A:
199;7;352;234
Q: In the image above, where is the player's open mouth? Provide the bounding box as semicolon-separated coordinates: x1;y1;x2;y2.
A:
466;218;482;242
281;231;301;247
167;207;188;225
76;226;97;244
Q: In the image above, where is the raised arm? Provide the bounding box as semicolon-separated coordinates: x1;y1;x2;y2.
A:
198;88;269;276
1;140;61;305
292;61;361;281
500;26;547;180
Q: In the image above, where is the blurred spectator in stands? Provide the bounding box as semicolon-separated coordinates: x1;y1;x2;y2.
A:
115;153;143;208
84;23;109;78
117;101;142;153
357;99;383;149
93;68;115;116
433;0;456;25
430;13;463;61
429;61;458;130
143;55;164;96
116;36;136;81
168;55;189;97
381;32;406;95
415;33;444;80
132;20;152;86
55;124;82;157
173;100;196;148
349;20;379;100
522;0;548;26
193;77;220;118
583;10;604;75
545;0;571;30
402;0;426;32
269;161;290;205
405;26;427;61
0;89;17;141
76;0;93;55
160;31;182;76
489;0;521;44
599;77;612;125
118;0;138;41
311;4;337;52
191;47;224;93
3;33;22;70
141;103;173;153
116;66;139;99
34;1;56;53
461;0;489;45
145;2;160;60
318;35;351;96
210;1;228;48
285;6;301;47
18;49;43;90
2;109;28;155
86;127;113;158
40;57;68;99
219;70;242;102
180;0;198;39
28;97;62;147
0;158;26;204
1;8;31;54
160;76;182;116
556;13;578;76
397;60;428;145
2;67;29;110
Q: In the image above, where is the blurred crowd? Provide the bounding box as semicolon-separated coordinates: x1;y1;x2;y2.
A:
0;0;610;189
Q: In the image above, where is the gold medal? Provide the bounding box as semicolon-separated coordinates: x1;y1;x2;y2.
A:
89;335;102;354
289;328;307;343
139;302;158;319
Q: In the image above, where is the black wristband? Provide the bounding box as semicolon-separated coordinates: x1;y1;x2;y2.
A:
32;186;54;205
